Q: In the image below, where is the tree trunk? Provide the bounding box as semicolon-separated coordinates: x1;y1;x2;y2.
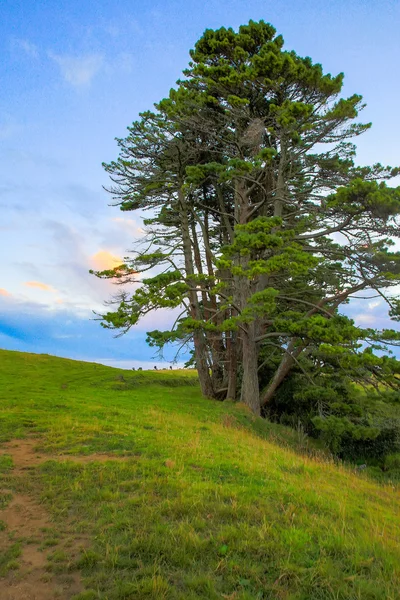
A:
240;322;260;414
260;292;357;406
193;332;215;398
179;188;214;398
191;213;225;390
226;331;238;400
260;340;304;406
233;178;261;414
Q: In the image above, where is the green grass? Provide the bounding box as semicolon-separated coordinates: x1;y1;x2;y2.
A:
0;349;399;599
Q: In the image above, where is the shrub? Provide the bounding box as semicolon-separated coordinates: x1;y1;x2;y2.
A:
384;452;400;470
262;368;400;464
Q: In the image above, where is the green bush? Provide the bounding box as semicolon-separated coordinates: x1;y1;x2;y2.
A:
384;452;400;470
262;368;400;465
340;420;400;461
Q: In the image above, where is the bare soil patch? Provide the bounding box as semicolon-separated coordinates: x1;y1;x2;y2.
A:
1;439;49;469
0;439;96;599
1;493;50;535
0;437;134;599
0;493;83;599
2;438;134;466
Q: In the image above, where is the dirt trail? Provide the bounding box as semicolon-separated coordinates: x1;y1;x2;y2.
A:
1;439;49;469
0;439;99;600
2;438;134;466
0;437;134;599
0;492;82;600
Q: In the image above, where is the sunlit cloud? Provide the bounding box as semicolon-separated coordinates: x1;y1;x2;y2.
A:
24;281;56;292
48;52;104;87
0;288;11;297
90;250;123;271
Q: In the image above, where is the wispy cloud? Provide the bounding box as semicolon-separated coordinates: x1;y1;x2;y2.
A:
0;293;186;367
0;288;11;297
0;116;24;141
354;314;377;326
114;52;135;74
368;300;382;310
111;217;144;236
48;52;104;87
24;281;56;292
12;38;39;59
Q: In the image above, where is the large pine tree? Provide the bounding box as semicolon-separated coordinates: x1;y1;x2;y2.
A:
93;21;400;451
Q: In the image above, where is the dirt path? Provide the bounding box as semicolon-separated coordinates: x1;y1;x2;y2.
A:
1;438;133;465
0;438;135;599
0;491;82;600
0;438;112;600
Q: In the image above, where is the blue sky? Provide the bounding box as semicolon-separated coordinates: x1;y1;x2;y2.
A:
1;0;399;368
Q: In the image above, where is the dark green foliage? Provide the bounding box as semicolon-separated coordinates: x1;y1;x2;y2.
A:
261;362;400;464
340;419;400;461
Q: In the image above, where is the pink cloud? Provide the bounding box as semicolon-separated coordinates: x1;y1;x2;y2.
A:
24;281;55;292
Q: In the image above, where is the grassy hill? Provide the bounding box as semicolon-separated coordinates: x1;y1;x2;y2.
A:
0;349;399;599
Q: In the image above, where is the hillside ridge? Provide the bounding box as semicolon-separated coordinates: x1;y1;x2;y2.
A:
0;349;399;599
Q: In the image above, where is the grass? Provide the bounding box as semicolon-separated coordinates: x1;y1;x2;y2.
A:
0;348;399;599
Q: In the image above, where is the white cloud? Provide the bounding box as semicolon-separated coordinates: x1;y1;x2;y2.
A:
111;217;144;236
0;293;190;367
368;300;382;310
48;52;104;87
12;38;39;59
354;314;377;325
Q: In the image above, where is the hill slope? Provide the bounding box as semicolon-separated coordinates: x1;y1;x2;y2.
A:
0;349;399;600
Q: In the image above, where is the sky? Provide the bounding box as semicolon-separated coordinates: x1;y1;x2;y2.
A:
1;0;399;368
